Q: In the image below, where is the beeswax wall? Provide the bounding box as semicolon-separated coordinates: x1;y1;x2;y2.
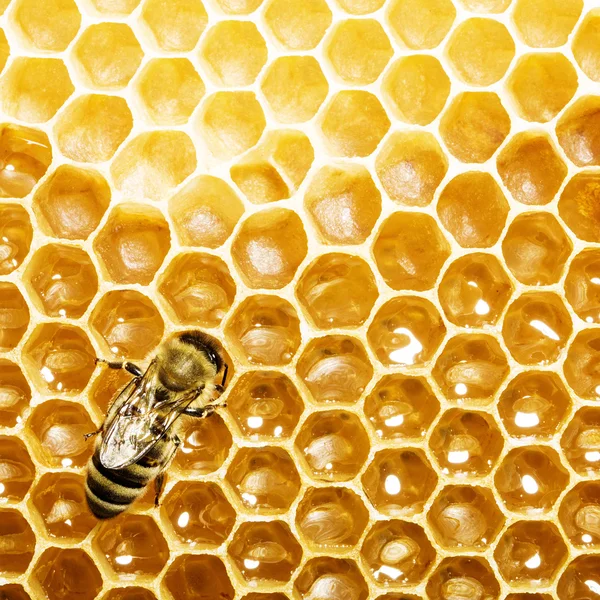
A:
0;0;599;598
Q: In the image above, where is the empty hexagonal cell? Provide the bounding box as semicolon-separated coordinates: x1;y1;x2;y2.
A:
28;400;94;468
373;212;451;291
561;407;600;476
558;555;600;600
559;172;600;241
387;0;456;49
494;520;568;585
502;292;572;365
0;585;30;600
513;0;583;48
0;360;30;427
198;92;265;160
573;10;600;81
438;253;512;328
564;329;600;400
264;0;331;50
232;209;307;290
135;59;204;126
426;557;500;600
495;446;569;513
22;323;95;394
25;244;98;319
94;204;170;285
111;131;196;202
0;124;52;198
438;172;509;248
365;375;439;440
225;295;301;366
296;486;369;549
31;473;96;540
428;485;504;550
11;0;80;51
226;446;301;512
200;21;267;87
102;589;156;600
0;283;28;351
0;58;73;124
566;249;600;324
440;92;511;163
320;91;390;157
0;436;34;500
429;409;503;477
325;19;392;85
261;56;328;124
228;521;302;582
163;481;235;546
362;449;437;517
559;481;600;548
164;555;233;600
296;254;378;329
0;204;32;273
499;371;572;439
294;558;368;600
433;334;509;403
497;132;567;206
304;164;381;245
556;96;600;167
0;508;35;574
367;296;446;368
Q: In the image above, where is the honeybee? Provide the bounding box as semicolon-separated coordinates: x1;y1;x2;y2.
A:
85;330;227;520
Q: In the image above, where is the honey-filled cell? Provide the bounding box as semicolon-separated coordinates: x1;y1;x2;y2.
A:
556;96;600;167
559;172;600;242
294;558;368;600
0;584;30;600
0;436;34;501
564;329;600;400
573;10;600;82
565;249;600;323
0;360;30;427
559;481;600;549
426;557;500;600
102;589;156;600
164;555;234;600
0;282;28;351
0;204;32;274
0;508;35;574
558;556;600;600
561;407;600;476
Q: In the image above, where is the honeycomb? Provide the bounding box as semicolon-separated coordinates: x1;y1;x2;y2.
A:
1;0;600;598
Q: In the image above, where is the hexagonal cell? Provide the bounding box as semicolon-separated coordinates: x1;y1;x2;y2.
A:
428;485;504;550
573;10;600;82
438;172;509;248
261;56;329;124
232;209;307;290
458;0;510;10
335;0;384;13
502;212;572;286
0;359;30;427
28;400;94;468
94;203;170;285
433;334;509;404
513;0;582;47
0;124;52;198
87;0;141;14
140;0;207;51
163;481;235;546
11;0;80;51
0;436;34;500
135;58;204;126
362;449;437;517
304;164;381;245
499;371;572;439
296;254;378;329
200;21;267;87
320;91;390;158
558;555;600;600
296;486;369;549
559;481;600;548
502;292;572;365
495;446;569;513
440;92;511;163
264;0;331;50
429;409;503;477
0;58;73;124
325;19;392;85
0;508;35;574
294;558;368;600
31;472;96;540
111;131;196;202
367;296;446;368
497;132;567;206
373;212;451;291
0;204;32;273
226;446;301;512
22;323;95;394
375;131;448;207
387;0;456;49
25;244;98;319
565;249;600;324
33;166;110;241
102;590;156;600
556;96;600;167
559;172;600;242
0;585;30;600
295;410;370;482
426;557;500;600
90;290;164;360
164;555;233;600
561;407;600;476
438;253;512;328
214;0;263;13
169;176;243;249
564;329;600;400
228;521;302;582
225;295;301;366
0;283;28;351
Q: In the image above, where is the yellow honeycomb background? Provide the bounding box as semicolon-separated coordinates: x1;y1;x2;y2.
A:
2;0;600;598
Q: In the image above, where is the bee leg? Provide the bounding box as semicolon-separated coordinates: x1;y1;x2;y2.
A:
183;403;227;419
83;427;102;440
95;358;144;377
